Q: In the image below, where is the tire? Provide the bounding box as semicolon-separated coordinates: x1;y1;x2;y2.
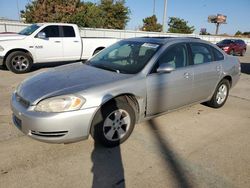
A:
229;49;234;56
6;51;33;74
241;49;246;56
93;48;103;56
206;79;230;108
0;64;7;70
91;99;136;147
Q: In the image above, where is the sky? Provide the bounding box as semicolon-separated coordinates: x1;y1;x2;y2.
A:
0;0;250;35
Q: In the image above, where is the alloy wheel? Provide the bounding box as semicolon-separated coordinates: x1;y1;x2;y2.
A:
11;55;29;71
216;84;228;105
103;109;131;141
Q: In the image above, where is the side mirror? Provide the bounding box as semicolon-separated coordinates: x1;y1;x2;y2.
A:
37;32;46;39
157;63;175;73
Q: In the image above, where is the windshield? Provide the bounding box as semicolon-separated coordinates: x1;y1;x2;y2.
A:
218;39;234;45
18;24;40;36
88;40;161;74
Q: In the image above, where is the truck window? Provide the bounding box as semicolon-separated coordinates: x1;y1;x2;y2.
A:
62;26;75;37
40;26;60;38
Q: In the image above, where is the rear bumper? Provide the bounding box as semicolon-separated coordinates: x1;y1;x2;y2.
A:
0;56;4;66
11;93;98;144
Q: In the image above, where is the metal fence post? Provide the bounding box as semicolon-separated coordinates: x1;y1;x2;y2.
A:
4;23;7;32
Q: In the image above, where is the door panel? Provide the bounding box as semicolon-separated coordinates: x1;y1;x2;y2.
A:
146;43;193;116
146;67;193;115
33;26;63;62
61;26;81;61
189;43;222;102
191;62;221;102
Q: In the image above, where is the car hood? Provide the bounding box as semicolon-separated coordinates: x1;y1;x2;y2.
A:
17;63;131;105
0;34;26;41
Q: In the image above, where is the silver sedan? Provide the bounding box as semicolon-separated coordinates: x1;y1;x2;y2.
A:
11;37;240;147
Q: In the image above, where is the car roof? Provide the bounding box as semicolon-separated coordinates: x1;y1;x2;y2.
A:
123;36;203;45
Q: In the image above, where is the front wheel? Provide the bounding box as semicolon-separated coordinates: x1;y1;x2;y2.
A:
6;51;33;74
206;79;230;108
91;99;135;147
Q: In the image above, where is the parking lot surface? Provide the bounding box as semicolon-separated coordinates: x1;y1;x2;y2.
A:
0;50;250;188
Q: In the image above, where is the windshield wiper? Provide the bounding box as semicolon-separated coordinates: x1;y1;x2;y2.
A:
94;64;121;73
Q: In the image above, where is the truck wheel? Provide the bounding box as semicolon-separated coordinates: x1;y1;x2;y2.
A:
93;48;104;56
206;79;230;108
241;49;246;56
6;51;33;74
91;99;135;147
0;64;7;70
229;49;234;56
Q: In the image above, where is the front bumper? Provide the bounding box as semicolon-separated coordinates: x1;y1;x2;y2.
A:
11;93;98;143
0;56;4;66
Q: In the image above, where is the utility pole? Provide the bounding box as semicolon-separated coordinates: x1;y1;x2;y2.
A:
162;0;167;32
215;23;220;35
16;0;20;21
153;0;156;15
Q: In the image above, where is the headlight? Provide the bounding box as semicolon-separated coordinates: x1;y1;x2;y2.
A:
0;45;4;52
35;95;85;112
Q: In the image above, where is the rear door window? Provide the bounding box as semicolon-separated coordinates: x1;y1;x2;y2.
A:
62;26;75;37
190;43;213;65
211;47;224;61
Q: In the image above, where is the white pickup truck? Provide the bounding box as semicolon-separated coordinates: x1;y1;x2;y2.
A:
0;23;119;73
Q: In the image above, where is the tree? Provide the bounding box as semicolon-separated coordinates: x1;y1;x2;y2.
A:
141;15;162;32
21;0;82;23
168;17;195;34
21;0;130;29
235;31;242;36
68;2;105;28
99;0;130;29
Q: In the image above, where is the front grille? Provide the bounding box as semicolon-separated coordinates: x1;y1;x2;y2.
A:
16;93;30;108
13;115;22;130
30;130;68;138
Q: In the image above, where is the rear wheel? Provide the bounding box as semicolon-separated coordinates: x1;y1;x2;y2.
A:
6;51;33;74
91;99;135;147
229;49;234;56
241;49;246;56
93;48;104;56
206;79;230;108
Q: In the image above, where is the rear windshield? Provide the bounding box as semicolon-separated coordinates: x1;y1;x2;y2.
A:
218;40;234;45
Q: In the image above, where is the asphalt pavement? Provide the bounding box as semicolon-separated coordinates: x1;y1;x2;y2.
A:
0;49;249;188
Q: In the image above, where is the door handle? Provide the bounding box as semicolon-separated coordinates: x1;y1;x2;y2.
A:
216;66;221;72
54;41;61;43
73;41;79;43
184;72;190;78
